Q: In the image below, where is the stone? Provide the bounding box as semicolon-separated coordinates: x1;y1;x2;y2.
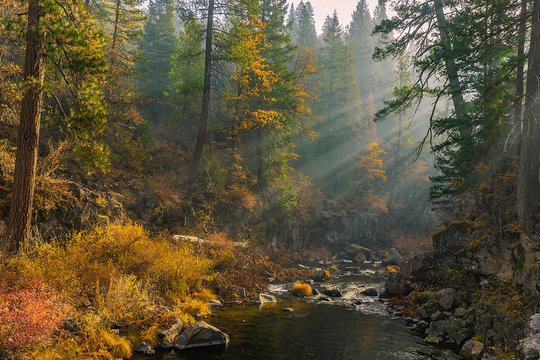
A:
382;248;405;266
310;269;331;282
415;291;435;304
417;300;439;320
417;346;437;357
520;333;540;360
431;311;447;322
437;288;457;310
135;342;155;355
158;319;184;344
311;287;319;295
208;299;223;307
318;295;331;301
425;334;441;344
362;288;378;296
460;340;484;360
321;288;341;297
255;293;277;304
530;314;540;334
384;272;412;298
174;321;229;350
454;307;467;318
438;349;461;360
282;308;293;312
159;339;173;349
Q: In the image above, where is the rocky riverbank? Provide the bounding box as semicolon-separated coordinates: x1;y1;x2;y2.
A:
382;219;540;359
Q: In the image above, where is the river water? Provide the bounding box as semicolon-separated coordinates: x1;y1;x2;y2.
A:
138;267;428;360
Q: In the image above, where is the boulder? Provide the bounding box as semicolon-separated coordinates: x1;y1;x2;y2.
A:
415;291;435;304
454;308;467;318
362;288;378;297
417;300;439;320
310;269;331;282
174;321;229;350
460;340;484;360
135;342;155;355
322;288;342;298
158;319;184;348
437;288;457;310
384;272;412;297
520;333;540;360
255;293;277;304
530;314;540;334
382;248;405;266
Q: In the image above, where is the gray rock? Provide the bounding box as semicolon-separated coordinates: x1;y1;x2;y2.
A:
520;333;540;360
431;311;447;322
417;300;439;320
384;272;412;298
159;339;173;349
460;340;484;360
158;319;184;344
382;248;405;266
255;293;277;304
437;349;461;360
208;299;224;307
135;342;155;355
322;288;342;298
437;288;457;310
362;288;378;296
310;269;331;282
174;321;229;350
415;291;435;304
454;307;467;318
318;295;331;301
530;314;540;334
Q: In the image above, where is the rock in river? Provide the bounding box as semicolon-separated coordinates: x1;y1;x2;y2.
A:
255;293;277;304
310;269;331;282
158;319;184;349
382;248;405;266
174;321;229;350
322;288;342;298
384;272;412;297
362;288;378;296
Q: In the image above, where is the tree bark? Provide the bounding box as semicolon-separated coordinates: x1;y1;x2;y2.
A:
188;0;214;184
4;0;45;254
518;0;540;238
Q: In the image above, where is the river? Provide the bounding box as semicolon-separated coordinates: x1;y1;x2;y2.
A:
137;266;429;360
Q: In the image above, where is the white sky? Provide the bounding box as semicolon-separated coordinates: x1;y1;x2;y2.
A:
288;0;385;34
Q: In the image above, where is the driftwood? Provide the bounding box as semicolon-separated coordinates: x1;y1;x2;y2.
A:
172;235;247;248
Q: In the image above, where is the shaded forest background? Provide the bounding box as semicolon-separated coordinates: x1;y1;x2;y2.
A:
0;0;439;254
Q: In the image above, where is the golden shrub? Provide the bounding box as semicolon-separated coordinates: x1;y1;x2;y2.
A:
291;282;313;296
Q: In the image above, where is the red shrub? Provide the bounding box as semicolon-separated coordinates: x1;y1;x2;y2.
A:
0;279;69;355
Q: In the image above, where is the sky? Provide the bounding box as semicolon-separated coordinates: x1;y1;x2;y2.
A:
288;0;384;34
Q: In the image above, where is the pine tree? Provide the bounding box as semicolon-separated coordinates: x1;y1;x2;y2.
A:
4;0;108;253
138;0;177;121
293;1;317;51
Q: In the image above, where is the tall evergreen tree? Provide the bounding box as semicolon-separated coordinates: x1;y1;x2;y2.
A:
293;1;317;51
138;0;177;119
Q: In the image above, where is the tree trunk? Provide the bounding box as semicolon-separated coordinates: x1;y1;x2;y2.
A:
518;0;540;238
188;0;214;184
4;0;45;254
513;0;527;140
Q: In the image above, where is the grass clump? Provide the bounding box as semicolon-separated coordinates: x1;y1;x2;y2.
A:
291;282;313;296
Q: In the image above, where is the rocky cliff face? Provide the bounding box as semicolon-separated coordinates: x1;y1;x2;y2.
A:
390;217;540;359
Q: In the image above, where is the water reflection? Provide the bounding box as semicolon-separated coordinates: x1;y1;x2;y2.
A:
140;299;425;360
